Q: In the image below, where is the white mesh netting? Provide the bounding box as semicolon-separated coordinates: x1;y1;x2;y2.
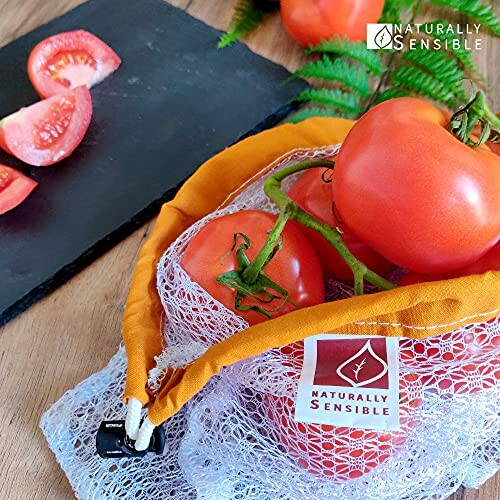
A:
41;145;499;499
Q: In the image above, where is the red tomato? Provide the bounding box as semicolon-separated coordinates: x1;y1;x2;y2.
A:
447;243;500;277
487;141;500;156
28;30;121;98
0;86;92;166
288;167;392;280
332;98;500;274
280;0;385;46
181;210;325;325
398;273;444;286
0;165;37;215
399;243;500;285
264;346;422;481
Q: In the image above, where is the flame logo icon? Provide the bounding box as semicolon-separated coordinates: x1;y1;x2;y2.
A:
374;25;393;49
336;340;388;387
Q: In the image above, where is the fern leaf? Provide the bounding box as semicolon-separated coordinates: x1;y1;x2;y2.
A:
287;107;349;124
218;0;267;48
291;56;371;99
294;88;361;116
305;37;385;75
380;0;416;24
376;87;411;104
421;21;477;73
403;48;466;100
430;0;500;35
391;64;459;106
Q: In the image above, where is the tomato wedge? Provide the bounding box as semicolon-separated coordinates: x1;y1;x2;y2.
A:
0;86;92;166
0;165;37;215
28;30;121;98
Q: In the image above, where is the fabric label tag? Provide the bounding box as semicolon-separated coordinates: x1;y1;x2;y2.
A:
295;334;400;431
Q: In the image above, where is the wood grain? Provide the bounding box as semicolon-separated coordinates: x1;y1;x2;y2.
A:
0;1;498;498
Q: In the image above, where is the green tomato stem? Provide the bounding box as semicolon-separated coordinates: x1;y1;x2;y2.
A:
241;208;290;285
483;105;500;131
449;90;500;147
263;159;397;293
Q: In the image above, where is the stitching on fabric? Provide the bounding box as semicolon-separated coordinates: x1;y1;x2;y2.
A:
354;308;500;330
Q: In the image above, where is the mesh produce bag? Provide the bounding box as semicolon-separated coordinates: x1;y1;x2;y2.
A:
41;118;499;499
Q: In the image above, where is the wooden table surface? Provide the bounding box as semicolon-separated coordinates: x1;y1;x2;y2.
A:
0;1;498;498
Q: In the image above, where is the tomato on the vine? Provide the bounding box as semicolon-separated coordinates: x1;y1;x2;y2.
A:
181;210;325;325
332;98;500;274
28;30;121;98
264;344;422;480
0;164;38;215
280;0;385;46
0;86;92;166
288;167;392;281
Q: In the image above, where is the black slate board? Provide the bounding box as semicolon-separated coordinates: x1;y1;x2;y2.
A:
0;0;306;327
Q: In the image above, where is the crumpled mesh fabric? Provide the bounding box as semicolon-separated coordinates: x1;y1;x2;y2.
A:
40;347;197;499
178;357;498;499
41;145;499;499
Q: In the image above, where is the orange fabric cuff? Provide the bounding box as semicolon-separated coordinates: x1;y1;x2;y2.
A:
121;117;500;425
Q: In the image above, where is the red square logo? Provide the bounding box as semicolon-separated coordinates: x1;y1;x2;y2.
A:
313;338;389;389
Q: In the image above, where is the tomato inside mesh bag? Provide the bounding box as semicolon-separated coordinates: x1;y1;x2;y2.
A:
41;120;499;499
148;145;499;496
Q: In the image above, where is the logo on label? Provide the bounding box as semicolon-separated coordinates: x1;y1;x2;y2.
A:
367;24;394;49
315;338;389;388
295;334;400;431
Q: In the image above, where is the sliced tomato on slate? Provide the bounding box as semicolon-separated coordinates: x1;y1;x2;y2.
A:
0;86;92;167
28;30;121;98
0;165;37;215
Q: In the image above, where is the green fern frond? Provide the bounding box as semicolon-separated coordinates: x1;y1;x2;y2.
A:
305;37;385;75
421;21;477;73
218;0;267;48
375;87;411;104
403;48;466;99
287;107;349;124
391;64;459;106
380;0;416;24
294;88;362;116
291;56;371;98
431;0;500;35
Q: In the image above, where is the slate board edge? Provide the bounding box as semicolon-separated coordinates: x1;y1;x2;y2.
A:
0;100;302;328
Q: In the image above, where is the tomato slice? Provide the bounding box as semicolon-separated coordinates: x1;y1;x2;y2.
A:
0;86;92;166
28;30;121;98
0;165;37;215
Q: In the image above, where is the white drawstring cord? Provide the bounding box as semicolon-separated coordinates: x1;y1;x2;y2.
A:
134;417;155;451
125;397;143;440
125;398;156;451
